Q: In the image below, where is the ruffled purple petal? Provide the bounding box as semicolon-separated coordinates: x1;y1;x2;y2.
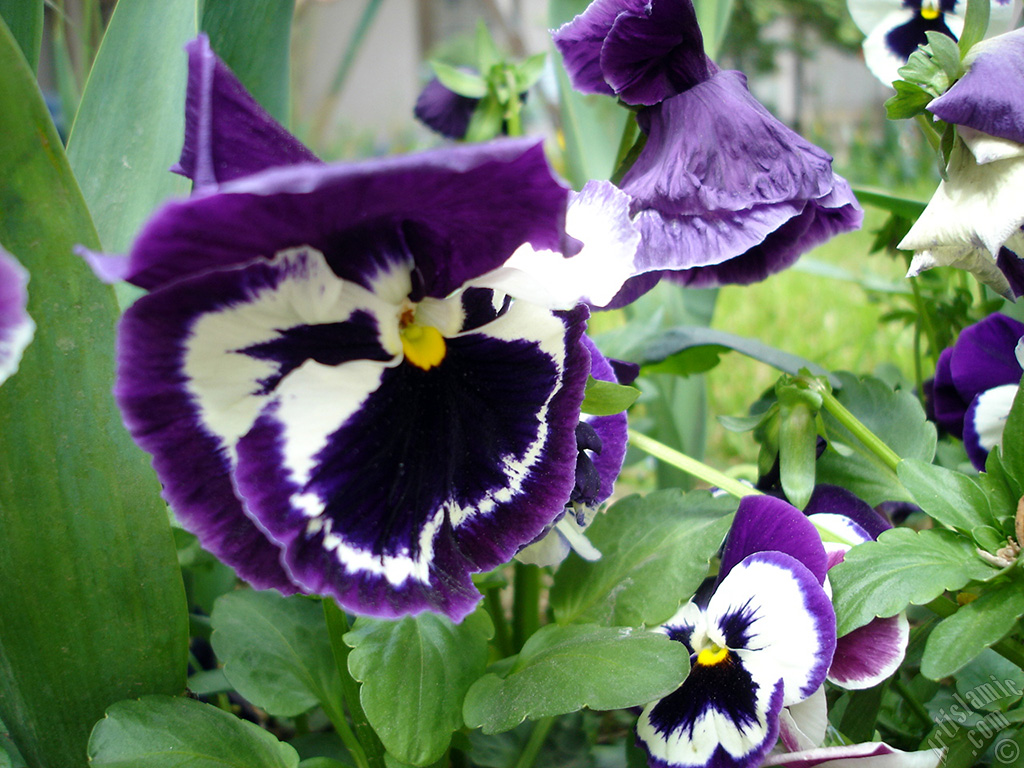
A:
119;139;572;294
763;741;943;768
553;0;647;97
828;613;909;689
174;35;319;189
718;496;828;586
963;383;1019;470
949;313;1024;400
414;76;478;140
583;336;629;506
929;28;1024;145
0;247;34;385
613;70;861;303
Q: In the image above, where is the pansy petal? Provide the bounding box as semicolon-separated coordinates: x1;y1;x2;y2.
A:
584;336;629;504
114;247;398;590
121;139;572;294
964;383;1019;469
553;0;647;97
0;247;34;385
174;35;319;188
950;312;1024;397
931;346;968;438
708;552;836;705
828;613;909;689
719;496;828;585
414;76;478;140
779;685;827;752
230;301;590;620
929;29;1024;145
804;485;891;541
762;741;943;768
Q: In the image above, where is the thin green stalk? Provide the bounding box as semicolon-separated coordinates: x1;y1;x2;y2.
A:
813;389;902;474
915;113;942;152
486;586;514;657
514;716;555;768
628;429;761;499
891;676;932;727
512;562;542;651
323;599;386;768
504;69;523;137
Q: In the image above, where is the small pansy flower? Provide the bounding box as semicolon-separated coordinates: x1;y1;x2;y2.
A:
847;0;1016;87
0;246;34;386
82;36;639;622
414;74;481;140
636;495;836;768
553;0;862;307
931;313;1024;470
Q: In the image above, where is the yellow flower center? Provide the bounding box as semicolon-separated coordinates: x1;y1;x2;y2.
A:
920;1;941;20
399;306;446;370
696;644;730;666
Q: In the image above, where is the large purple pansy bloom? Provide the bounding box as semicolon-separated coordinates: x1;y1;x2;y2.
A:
83;36;635;622
0;246;34;385
931;313;1024;470
554;0;862;307
636;496;836;768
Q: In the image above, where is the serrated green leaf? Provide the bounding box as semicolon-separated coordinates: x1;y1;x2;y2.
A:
816;372;936;505
551;490;736;627
0;19;187;768
921;582;1024;679
463;625;688;734
0;0;41;72
201;0;295;124
884;80;935;119
66;0;195;254
898;458;996;532
88;696;300;767
346;610;493;766
831;528;999;635
925;31;964;80
581;377;640;416
897;48;949;94
211;591;340;718
431;60;487;98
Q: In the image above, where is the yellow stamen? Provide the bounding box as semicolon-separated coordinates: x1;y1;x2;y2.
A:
696;645;729;666
921;1;941;20
401;323;446;370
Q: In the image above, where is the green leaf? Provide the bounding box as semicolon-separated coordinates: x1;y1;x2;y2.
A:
346;610;492;766
884;79;935;119
691;0;735;59
475;19;501;73
88;696;300;767
201;0;295;124
211;591;340;718
925;30;964;81
816;372;937;505
852;187;928;220
959;0;992;56
0;19;186;768
830;528;998;635
0;0;41;72
463;624;689;734
921;582;1024;679
897;48;949;94
465;94;505;143
777;386;822;511
551;490;736;627
430;60;487;98
66;0;196;253
581;377;640;416
514;53;547;92
898;458;996;532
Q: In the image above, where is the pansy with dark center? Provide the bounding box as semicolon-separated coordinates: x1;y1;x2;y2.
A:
553;0;862;307
636;496;836;768
0;246;34;386
82;35;640;621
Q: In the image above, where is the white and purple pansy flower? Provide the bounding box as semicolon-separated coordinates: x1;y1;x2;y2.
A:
82;36;639;622
0;246;34;386
899;27;1024;298
931;312;1024;470
847;0;1017;87
553;0;863;307
636;495;836;768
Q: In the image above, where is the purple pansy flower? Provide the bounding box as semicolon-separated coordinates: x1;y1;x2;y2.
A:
83;36;638;622
636;495;836;768
0;246;34;386
554;0;862;307
899;28;1024;297
414;75;481;140
931;313;1024;470
847;0;1016;87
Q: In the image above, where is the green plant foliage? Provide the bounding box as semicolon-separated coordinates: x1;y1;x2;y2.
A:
830;528;998;636
550;490;736;627
898;458;997;533
88;696;300;767
463;624;689;734
816;372;937;505
211;591;341;718
0;19;186;768
345;610;493;766
0;0;41;72
580;377;640;416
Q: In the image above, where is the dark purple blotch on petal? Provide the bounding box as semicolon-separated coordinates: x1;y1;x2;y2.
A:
884;11;957;63
829;614;907;688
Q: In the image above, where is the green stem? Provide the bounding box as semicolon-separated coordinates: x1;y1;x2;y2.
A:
891;676;932;727
628;429;761;499
512;562;542;651
927;596;1024;670
323;599;386;768
505;70;523;137
813;388;902;474
915;113;942;152
514;717;555;768
486;586;514;657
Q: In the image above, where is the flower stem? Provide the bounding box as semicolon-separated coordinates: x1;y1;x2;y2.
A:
628;429;761;499
512;562;542;651
323;599;386;768
515;717;555;768
812;388;902;474
890;676;932;727
486;585;514;657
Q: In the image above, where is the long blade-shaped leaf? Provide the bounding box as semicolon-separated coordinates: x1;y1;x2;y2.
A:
0;0;41;72
0;19;186;768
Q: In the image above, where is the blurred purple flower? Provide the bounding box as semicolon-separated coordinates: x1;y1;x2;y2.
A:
414;74;484;140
